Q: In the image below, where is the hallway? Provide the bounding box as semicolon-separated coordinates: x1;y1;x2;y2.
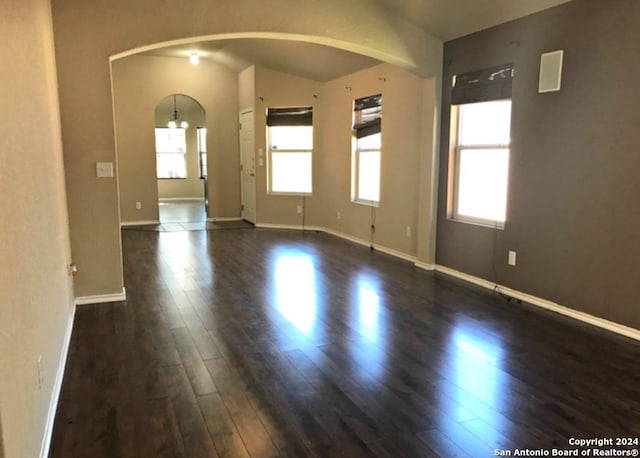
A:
159;199;206;224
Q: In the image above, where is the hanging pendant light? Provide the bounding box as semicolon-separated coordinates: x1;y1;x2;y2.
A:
168;95;189;129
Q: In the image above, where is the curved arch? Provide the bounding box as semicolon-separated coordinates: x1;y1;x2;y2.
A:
53;0;442;298
154;93;206;113
110;32;416;73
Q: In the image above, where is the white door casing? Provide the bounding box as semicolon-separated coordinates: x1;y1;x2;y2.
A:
239;110;256;223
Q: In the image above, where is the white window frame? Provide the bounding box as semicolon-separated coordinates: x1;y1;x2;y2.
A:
267;124;313;196
197;127;207;179
351;94;382;206
351;133;381;206
450;100;511;229
155;127;187;180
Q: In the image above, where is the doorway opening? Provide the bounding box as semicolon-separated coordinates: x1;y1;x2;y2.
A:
154;94;208;227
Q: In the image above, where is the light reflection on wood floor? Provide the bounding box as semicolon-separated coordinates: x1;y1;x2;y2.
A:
49;228;640;457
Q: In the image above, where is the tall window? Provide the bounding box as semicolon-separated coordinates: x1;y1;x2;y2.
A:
352;94;382;205
155;127;187;179
197;127;207;179
450;64;513;228
267;107;313;194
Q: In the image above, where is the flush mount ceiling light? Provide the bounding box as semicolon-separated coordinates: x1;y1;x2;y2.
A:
168;95;188;129
189;52;199;65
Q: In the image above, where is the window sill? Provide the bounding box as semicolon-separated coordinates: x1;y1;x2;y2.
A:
267;191;313;197
448;216;504;230
351;198;379;208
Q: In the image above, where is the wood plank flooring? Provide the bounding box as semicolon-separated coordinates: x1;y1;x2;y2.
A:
49;228;640;457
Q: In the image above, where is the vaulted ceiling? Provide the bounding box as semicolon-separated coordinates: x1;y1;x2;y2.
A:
375;0;572;41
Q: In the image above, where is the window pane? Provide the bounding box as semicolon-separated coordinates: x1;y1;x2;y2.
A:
457;148;509;222
459;100;511;146
358;133;381;150
272;152;312;193
197;128;207;178
156;153;186;179
270;126;313;150
197;128;207;152
155;128;186;153
200;152;207;178
358;150;381;202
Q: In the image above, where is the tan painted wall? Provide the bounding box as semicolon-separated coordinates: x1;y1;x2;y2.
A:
319;63;432;257
50;0;442;298
239;66;256;113
155;105;206;201
245;63;439;263
0;0;75;457
253;66;323;227
416;77;440;266
112;55;240;224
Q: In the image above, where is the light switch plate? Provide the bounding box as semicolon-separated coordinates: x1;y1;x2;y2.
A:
96;162;114;178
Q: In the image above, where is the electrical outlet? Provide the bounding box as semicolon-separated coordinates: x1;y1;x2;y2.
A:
406;226;412;237
337;211;341;220
135;201;142;210
297;205;303;214
508;250;517;266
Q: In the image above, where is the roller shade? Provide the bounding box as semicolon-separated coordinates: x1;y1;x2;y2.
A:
353;94;382;139
452;64;513;105
266;107;312;126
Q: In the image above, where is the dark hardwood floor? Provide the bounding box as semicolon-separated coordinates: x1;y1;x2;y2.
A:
49;228;640;457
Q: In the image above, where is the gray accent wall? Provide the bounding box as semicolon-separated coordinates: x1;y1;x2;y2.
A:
436;0;640;329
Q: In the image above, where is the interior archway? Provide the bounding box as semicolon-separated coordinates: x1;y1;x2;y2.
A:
154;94;208;225
54;0;443;298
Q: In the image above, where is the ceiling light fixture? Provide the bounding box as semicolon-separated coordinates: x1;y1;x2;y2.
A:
168;95;188;129
189;52;199;65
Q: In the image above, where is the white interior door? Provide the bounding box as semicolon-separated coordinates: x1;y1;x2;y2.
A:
239;110;256;223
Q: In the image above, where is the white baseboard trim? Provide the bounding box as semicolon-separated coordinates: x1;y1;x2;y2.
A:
414;260;436;271
323;228;418;264
39;301;76;458
207;217;243;222
75;288;126;306
435;265;495;290
255;223;323;231
254;223;419;265
225;222;640;341
435;265;640;342
159;197;204;202
120;220;160;227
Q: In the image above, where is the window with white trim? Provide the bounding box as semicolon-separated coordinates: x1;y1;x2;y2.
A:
352;94;382;205
450;64;513;228
197;127;207;179
267;107;313;194
155;127;187;179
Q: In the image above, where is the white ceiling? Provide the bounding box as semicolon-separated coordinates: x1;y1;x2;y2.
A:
140;0;572;81
143;39;381;82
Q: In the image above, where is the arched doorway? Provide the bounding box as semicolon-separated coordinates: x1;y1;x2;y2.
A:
153;94;208;225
